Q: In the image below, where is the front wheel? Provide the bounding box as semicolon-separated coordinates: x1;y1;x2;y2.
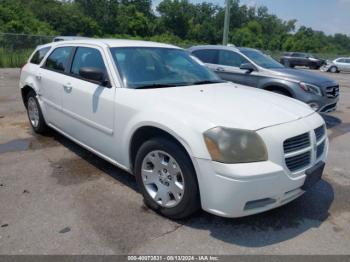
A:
329;66;338;73
26;90;48;134
134;138;200;219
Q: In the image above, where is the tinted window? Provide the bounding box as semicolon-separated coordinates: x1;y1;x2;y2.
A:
192;49;218;64
110;47;221;89
337;59;346;63
240;49;284;69
30;47;50;65
45;47;73;72
71;47;106;77
218;50;248;67
346;59;350;63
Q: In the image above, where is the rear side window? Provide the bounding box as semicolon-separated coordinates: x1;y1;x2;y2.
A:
70;47;106;76
192;49;218;64
218;50;248;67
45;47;73;72
30;47;50;65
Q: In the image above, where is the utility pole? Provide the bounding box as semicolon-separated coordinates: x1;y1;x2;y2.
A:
222;0;231;45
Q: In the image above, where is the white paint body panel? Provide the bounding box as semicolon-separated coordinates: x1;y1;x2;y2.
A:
19;39;328;218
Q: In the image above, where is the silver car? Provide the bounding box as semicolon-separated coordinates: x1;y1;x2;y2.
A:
321;57;350;73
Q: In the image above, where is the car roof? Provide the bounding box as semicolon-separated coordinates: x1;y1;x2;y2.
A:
46;39;180;49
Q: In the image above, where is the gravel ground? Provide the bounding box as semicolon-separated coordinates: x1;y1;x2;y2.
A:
0;68;349;255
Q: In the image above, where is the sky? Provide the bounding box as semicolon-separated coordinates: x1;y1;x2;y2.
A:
152;0;350;36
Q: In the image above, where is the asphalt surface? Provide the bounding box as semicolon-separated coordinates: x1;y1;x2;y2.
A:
0;68;349;255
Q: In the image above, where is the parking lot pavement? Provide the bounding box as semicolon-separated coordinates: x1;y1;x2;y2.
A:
0;68;349;255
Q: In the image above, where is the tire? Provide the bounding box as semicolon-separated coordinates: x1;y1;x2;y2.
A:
329;66;338;73
134;137;200;219
25;90;48;134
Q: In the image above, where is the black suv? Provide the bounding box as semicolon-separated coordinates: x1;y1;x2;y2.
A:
280;52;325;69
189;45;339;113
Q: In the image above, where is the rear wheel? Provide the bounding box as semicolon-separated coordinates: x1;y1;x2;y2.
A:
26;90;48;134
134;138;200;219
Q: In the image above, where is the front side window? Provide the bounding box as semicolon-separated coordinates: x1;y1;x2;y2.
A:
70;47;106;77
191;49;218;64
30;47;50;65
240;49;284;69
110;47;221;89
45;47;73;72
218;50;248;67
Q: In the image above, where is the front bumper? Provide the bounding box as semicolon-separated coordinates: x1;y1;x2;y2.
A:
194;113;328;218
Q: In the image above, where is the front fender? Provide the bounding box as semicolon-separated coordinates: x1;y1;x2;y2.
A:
117;109;212;169
259;78;297;98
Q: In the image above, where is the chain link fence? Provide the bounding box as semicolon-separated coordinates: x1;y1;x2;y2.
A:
0;33;53;67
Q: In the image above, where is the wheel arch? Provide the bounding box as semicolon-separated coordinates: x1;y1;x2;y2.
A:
21;85;36;108
129;125;194;173
262;84;295;97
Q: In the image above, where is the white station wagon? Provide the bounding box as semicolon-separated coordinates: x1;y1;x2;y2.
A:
20;39;328;219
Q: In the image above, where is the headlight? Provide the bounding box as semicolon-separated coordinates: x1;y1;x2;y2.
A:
203;127;268;164
299;82;322;96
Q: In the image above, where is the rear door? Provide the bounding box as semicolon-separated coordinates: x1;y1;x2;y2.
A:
60;45;116;158
39;46;74;128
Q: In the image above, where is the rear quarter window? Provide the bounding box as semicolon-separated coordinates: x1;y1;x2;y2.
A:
30;47;51;65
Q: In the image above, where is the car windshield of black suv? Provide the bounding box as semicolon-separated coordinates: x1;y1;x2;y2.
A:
241;49;285;69
110;47;222;89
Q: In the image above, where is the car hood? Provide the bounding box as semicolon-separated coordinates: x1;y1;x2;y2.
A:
268;68;338;87
141;82;314;131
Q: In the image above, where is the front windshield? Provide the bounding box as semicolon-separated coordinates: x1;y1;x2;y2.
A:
110;47;221;89
240;49;284;69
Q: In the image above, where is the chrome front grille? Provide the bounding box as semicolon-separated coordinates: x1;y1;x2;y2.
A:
283;125;327;173
326;85;339;98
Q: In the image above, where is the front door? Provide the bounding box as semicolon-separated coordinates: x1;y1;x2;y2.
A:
60;46;116;159
216;50;259;87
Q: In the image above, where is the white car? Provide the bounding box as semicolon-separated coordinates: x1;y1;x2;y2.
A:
20;39;328;219
321;57;350;73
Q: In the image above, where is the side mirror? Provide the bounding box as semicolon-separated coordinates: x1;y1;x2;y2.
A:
240;63;255;73
79;67;109;86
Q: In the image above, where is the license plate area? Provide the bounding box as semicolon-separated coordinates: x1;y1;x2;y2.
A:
301;161;325;191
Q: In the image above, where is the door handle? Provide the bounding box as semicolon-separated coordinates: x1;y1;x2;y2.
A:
36;73;42;80
63;84;72;92
216;67;225;72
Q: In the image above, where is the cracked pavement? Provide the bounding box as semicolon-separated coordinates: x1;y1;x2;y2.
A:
0;68;350;254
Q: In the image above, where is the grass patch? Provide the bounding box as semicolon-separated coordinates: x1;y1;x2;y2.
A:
0;48;33;68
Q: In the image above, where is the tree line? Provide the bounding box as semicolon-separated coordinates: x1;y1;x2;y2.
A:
1;0;350;54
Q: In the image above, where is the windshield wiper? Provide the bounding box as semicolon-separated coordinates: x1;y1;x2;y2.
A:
190;80;225;85
134;83;179;89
